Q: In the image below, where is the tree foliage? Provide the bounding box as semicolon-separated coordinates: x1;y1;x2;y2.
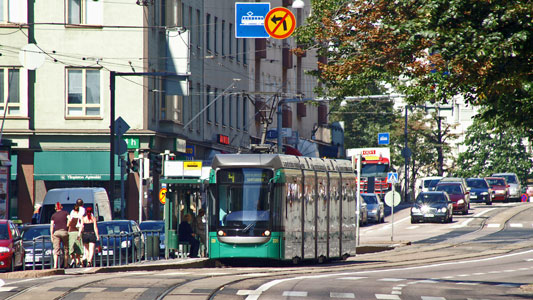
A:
456;118;531;183
296;0;533;133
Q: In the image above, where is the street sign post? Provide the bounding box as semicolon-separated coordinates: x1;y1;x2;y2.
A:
385;188;401;242
378;132;390;145
235;2;270;38
264;7;296;39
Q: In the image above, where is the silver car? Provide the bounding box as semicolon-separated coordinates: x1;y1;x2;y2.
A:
362;193;385;223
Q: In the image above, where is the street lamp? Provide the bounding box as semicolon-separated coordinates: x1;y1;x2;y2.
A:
292;0;305;9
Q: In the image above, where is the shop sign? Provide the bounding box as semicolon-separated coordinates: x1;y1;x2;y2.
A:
123;137;140;149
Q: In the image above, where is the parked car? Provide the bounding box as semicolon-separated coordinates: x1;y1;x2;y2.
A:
358;200;368;226
417;176;443;195
20;224;53;268
491;173;521;202
139;220;165;257
435;182;470;215
485;177;509;202
0;220;24;272
466;178;493;205
97;220;144;265
411;191;453;223
361;193;385;223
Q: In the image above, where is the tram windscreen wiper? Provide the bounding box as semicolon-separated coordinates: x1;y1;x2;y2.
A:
242;221;256;233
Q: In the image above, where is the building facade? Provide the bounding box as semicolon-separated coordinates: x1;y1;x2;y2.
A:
0;0;333;222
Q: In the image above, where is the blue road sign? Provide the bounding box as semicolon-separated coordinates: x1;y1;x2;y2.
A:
387;172;398;184
378;132;390;145
235;2;270;38
266;130;278;139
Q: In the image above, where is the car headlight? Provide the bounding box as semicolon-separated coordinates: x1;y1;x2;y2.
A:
371;209;377;213
0;247;9;253
439;207;447;213
411;207;420;213
458;199;464;204
121;240;131;248
481;192;488;195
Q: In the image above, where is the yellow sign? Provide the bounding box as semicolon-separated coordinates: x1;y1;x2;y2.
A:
264;7;296;39
159;188;167;205
184;161;202;170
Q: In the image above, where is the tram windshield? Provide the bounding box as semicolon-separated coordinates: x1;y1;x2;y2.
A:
215;168;273;234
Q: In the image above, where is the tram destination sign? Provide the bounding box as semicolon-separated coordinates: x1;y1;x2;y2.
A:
218;169;272;183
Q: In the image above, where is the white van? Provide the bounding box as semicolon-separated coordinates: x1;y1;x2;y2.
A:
416;176;443;196
39;188;113;224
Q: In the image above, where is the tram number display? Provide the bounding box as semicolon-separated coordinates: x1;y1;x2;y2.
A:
218;169;271;184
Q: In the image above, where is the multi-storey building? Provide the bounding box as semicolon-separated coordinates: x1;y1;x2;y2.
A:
0;0;331;222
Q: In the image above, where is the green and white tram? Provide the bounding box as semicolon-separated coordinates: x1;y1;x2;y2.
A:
207;154;357;262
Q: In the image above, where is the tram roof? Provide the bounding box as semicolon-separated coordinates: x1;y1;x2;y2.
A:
211;154;354;173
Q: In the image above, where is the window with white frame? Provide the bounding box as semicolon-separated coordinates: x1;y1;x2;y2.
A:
66;0;103;25
66;68;101;117
0;0;27;23
0;68;21;115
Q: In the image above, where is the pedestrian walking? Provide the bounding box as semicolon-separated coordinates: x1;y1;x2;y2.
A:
81;207;99;267
67;204;84;267
50;202;69;268
193;208;206;256
178;214;200;258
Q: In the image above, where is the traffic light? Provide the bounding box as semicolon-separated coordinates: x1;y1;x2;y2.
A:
126;158;139;173
150;153;162;175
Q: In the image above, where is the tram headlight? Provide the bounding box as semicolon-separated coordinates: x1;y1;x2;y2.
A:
263;230;271;237
217;230;226;236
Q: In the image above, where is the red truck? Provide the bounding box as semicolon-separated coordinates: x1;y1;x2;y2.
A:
346;147;392;196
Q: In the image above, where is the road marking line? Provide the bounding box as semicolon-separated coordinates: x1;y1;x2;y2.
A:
457;274;470;277
503;269;515;272
203;272;230;276
416;280;439;284
375;294;401;299
457;282;479;285
453;208;496;228
282;291;307;297
391;291;402;295
392;287;403;290
519;268;529;271
237;290;261;295
525;259;533;261
379;278;405;282
421;297;446;300
510;223;524;228
338;276;367;280
0;287;17;292
472;273;485;275
441;276;454;279
406;226;419;230
157;272;191;276
487;223;500;228
237;273;270;277
123;288;148;293
330;292;355;298
395;284;406;287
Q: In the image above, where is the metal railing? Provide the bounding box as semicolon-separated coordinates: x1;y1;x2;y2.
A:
22;230;165;270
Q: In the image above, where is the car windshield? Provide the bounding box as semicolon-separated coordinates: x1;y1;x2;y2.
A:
362;195;378;204
98;223;131;235
487;178;506;186
22;227;50;241
427;179;441;189
139;222;164;231
466;179;488;188
500;175;517;184
416;193;447;203
436;184;462;195
0;224;8;240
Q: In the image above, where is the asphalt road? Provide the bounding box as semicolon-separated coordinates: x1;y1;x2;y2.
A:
0;202;531;300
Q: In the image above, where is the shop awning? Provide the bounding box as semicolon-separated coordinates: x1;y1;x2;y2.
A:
34;151;124;181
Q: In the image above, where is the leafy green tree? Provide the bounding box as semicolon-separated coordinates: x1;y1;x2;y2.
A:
456;118;531;183
296;0;533;134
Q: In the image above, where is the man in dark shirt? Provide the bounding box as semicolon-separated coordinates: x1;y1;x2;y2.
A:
50;202;69;268
178;214;200;258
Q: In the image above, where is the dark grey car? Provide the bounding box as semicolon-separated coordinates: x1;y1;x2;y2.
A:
411;191;453;223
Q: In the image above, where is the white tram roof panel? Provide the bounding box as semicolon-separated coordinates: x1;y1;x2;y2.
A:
212;154;308;170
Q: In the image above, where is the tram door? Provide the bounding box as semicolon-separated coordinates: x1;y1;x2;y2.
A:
163;182;203;258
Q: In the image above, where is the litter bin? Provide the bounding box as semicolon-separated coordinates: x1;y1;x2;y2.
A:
146;234;160;259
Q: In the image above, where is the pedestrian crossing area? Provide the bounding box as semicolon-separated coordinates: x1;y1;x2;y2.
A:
236;275;526;299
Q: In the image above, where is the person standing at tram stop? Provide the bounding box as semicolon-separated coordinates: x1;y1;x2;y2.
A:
81;207;99;267
67;204;84;267
50;202;69;269
178;214;200;258
193;209;206;254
